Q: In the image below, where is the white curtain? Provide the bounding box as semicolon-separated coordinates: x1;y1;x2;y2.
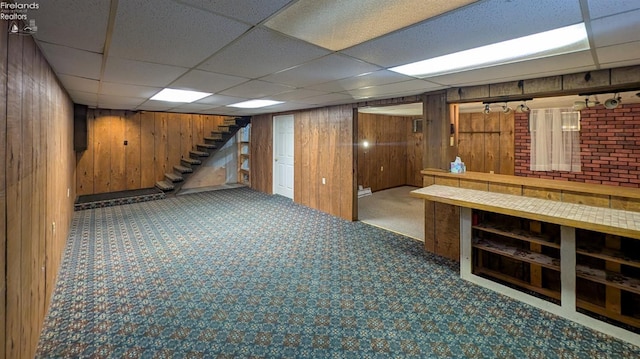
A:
530;108;581;172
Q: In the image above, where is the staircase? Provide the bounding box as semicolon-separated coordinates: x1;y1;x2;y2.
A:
155;116;251;193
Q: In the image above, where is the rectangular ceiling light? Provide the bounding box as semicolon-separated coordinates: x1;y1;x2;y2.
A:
265;0;477;51
151;88;212;103
390;23;589;78
227;100;284;109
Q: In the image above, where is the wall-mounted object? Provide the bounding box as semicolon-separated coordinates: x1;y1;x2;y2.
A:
73;104;88;152
413;119;423;133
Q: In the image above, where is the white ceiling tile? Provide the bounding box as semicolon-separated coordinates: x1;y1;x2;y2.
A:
588;0;640;19
38;42;102;79
103;57;188;87
204;106;241;116
294;93;355;105
269;89;329;101
596;42;640;66
261;54;381;87
590;10;640;48
198;28;330;78
176;0;291;25
58;74;99;93
171;70;249;93
342;0;583;67
100;82;162;99
98;94;147;108
306;70;416;92
346;80;442;99
136;100;174;111
194;94;248;106
219;80;294;98
264;0;477;51
67;90;98;107
30;0;110;52
170;103;217;112
109;0;250;68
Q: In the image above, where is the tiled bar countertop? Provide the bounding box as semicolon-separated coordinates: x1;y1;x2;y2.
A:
411;185;640;240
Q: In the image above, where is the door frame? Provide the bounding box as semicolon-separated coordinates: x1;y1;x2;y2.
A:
272;114;295;198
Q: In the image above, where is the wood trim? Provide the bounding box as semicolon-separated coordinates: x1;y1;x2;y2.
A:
420;169;640;201
411;185;640;240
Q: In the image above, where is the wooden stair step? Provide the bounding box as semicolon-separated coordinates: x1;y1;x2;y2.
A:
189;150;209;157
197;143;217;149
217;126;232;133
203;136;222;142
181;157;201;166
173;165;193;174
164;172;184;183
155;180;175;191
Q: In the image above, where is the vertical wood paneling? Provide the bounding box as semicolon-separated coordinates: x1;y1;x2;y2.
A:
20;37;36;357
180;114;193;159
125;111;141;190
456;110;514;174
110;111;126;191
295;112;310;205
485;112;500;173
154;112;168;182
34;50;46;335
93;110;111;193
0;21;7;358
329;109;341;216
140;112;156;187
6;33;24;359
192;114;204;148
75;108;94;195
406;119;424;187
357;113;413;192
500;111;515;175
318;108;330;214
250;114;273;194
166;113;181;172
338;105;355;220
3;31;75;359
307;110;319;209
288;106;355;220
424;92;450;169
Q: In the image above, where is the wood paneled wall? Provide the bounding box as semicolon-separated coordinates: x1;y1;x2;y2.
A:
457;111;515;175
356;113;423;192
2;29;76;359
294;105;355;220
250;106;355;221
0;22;7;359
249;114;273;194
424;92;454;169
76;110;228;195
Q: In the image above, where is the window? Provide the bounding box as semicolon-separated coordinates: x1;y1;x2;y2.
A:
530;108;581;172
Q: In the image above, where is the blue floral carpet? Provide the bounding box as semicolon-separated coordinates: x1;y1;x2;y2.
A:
37;187;640;358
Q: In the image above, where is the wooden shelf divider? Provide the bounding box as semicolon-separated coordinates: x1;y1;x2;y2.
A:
576;264;640;295
473;238;561;271
473;223;560;249
577;244;640;269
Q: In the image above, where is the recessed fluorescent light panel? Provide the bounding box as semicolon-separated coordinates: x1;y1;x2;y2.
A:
150;88;212;103
227;100;284;109
390;23;589;78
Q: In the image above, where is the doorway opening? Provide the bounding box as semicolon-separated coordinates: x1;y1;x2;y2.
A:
273;114;294;199
356;102;425;241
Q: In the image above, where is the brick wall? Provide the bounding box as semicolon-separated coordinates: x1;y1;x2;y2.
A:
514;103;640;188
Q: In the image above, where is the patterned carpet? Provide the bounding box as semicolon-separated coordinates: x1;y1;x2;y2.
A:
37;187;640;358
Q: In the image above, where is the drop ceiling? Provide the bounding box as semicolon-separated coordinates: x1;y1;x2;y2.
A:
21;0;640;116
